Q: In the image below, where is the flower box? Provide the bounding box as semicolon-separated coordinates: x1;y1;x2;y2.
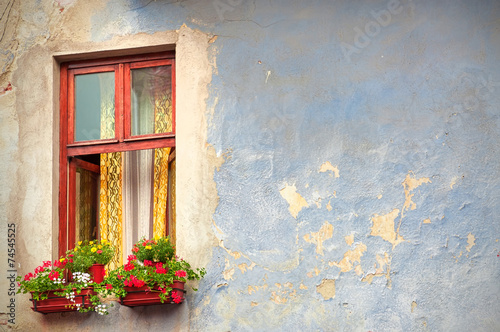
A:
119;281;185;307
30;288;95;314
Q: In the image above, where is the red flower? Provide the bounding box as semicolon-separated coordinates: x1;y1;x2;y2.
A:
175;270;187;278
106;284;113;290
42;261;51;268
144;260;153;266
132;247;139;253
127;254;137;262
172;293;183;304
156;267;167;274
124;263;135;271
117;275;123;280
34;266;44;274
97;250;102;254
134;279;145;287
23;273;34;281
48;270;60;281
155;262;163;269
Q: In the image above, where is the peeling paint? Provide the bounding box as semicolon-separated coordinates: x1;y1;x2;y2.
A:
303;221;334;255
370;209;404;248
423;218;431;224
345;234;354;246
362;253;392;288
401;172;431;219
299;282;308;290
280;184;309;218
316;279;336;300
329;243;367;273
466;233;476;252
326;200;332;211
319;161;340;178
411;301;417;313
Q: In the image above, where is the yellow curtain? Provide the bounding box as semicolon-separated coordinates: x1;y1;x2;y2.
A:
152;85;173;238
98;74;123;270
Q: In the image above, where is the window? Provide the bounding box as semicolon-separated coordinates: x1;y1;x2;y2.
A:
59;52;176;268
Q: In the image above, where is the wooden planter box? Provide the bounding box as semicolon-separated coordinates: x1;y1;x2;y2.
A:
30;288;95;314
119;281;185;307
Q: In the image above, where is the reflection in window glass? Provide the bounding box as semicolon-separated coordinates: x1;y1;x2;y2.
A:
131;66;172;136
75;72;115;141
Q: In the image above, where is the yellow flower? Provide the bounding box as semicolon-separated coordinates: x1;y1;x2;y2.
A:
102;239;107;244
78;241;82;245
89;241;94;245
91;247;97;253
154;235;160;241
60;257;66;262
74;247;79;251
98;245;102;249
145;245;152;250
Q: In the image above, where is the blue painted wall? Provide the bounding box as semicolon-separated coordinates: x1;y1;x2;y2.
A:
5;0;499;330
90;0;500;330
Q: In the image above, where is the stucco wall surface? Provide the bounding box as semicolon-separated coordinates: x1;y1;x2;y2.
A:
0;0;499;331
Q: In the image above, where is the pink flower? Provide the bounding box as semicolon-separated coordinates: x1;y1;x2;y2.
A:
175;270;187;278
34;266;44;274
144;260;153;267
132;247;139;253
106;284;113;290
97;250;102;254
42;261;51;268
155;262;163;268
23;273;34;281
127;254;137;262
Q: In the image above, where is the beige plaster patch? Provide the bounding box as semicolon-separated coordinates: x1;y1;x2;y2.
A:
401;172;431;219
466;233;476;252
329;243;367;273
319;161;340;178
423;218;431;224
326;200;332;211
303;221;334;255
316;279;336;300
345;234;354;246
370;209;404;248
280;184;309;218
362;253;392;288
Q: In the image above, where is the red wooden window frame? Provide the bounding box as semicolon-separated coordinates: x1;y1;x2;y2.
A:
59;51;176;257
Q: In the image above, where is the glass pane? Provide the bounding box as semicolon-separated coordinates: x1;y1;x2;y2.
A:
131;65;172;136
75;72;115;142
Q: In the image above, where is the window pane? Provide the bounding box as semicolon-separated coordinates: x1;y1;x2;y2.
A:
131;66;172;136
75;72;115;142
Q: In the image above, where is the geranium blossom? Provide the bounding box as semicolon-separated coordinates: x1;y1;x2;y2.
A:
48;270;60;281
175;270;187;278
23;273;34;281
97;250;102;254
144;260;153;266
127;255;137;262
124;263;135;271
132;247;139;253
156;266;167;274
42;261;51;268
106;284;113;290
172;292;183;304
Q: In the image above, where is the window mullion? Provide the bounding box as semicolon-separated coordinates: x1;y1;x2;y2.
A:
116;64;125;142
